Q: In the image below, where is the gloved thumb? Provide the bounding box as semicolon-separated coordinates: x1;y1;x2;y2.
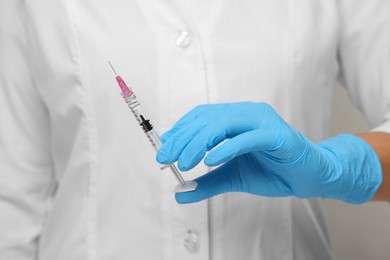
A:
175;160;239;204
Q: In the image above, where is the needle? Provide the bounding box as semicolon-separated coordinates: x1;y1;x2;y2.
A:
108;60;118;76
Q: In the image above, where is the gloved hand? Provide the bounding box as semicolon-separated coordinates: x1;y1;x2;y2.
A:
156;102;382;204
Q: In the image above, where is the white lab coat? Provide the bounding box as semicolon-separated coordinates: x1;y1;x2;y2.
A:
0;1;389;260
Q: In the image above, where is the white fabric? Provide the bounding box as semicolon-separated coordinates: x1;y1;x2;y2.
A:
0;0;389;259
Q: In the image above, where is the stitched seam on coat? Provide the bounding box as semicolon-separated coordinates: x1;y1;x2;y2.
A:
288;1;295;259
65;2;98;260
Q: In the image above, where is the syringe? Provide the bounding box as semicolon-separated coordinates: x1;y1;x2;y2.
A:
108;61;197;193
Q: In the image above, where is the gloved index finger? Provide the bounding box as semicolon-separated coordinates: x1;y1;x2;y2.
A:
157;120;205;164
160;106;204;142
160;104;210;142
205;129;278;166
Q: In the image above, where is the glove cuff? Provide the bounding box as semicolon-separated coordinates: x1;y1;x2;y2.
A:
319;134;382;204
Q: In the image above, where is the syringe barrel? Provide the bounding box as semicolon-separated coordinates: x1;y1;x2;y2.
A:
124;96;187;186
125;98;162;158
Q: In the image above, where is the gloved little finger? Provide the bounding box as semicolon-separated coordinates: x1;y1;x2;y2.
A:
175;160;240;204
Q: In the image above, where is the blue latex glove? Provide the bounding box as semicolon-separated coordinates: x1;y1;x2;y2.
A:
156;102;382;204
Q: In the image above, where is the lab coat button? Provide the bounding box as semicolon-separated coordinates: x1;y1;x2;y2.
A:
183;230;199;252
175;30;192;48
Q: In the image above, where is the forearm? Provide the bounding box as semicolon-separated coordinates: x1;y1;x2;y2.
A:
356;132;390;201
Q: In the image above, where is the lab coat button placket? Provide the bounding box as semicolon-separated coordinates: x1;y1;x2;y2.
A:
183;230;199;253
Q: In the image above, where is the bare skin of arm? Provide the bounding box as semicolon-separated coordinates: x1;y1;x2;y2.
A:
356;132;390;201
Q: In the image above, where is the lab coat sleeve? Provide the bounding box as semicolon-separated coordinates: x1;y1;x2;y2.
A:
337;0;390;133
0;1;54;259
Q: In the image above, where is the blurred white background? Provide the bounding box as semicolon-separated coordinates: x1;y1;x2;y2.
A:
325;85;390;260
